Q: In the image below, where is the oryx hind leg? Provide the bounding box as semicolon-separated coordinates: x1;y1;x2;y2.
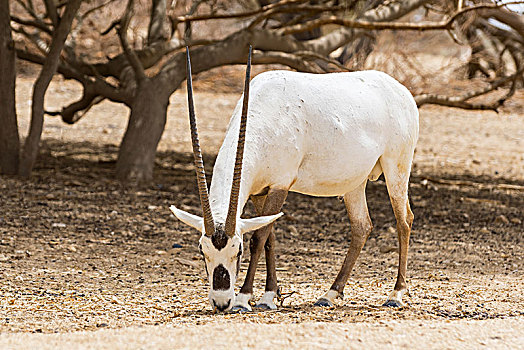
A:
231;187;288;312
380;155;414;308
315;180;372;307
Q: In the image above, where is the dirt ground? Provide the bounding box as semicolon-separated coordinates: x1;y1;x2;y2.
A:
2;318;524;349
0;76;522;348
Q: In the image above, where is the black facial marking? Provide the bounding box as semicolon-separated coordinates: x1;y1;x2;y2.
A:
198;244;208;276
211;224;229;250
212;264;230;290
236;256;241;276
235;246;242;276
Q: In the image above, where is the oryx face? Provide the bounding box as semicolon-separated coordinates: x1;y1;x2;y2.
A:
170;205;283;312
199;225;243;312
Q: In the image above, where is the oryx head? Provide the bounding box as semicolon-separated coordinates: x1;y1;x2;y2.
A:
170;46;282;312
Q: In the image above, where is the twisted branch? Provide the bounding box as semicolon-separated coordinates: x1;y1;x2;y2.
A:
415;68;523;111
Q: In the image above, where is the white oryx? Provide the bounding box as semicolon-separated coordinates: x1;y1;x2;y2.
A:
170;46;419;312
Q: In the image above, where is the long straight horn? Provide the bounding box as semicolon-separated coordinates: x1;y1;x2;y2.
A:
225;45;252;237
186;47;215;236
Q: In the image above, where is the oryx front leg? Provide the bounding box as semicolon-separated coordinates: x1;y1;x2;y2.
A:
257;229;279;310
315;181;372;307
231;188;287;312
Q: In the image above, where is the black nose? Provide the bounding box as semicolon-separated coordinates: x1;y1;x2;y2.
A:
214;299;231;312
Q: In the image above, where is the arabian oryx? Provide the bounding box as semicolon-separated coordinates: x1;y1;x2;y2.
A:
170;46;419;312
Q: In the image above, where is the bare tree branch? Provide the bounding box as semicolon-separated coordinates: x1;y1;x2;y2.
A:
81;0;120;20
159;28;306;92
14;0;41;21
415;68;523;111
46;84;105;124
10;15;52;34
12;26;49;54
17;47;132;108
478;17;524;46
117;0;146;82
248;3;346;29
278;2;524;36
419;175;524;191
254;49;324;72
148;0;168;44
102;20;119;35
294;50;353;71
174;0;310;23
480;7;524;39
44;0;59;27
305;0;432;55
16;48;80;78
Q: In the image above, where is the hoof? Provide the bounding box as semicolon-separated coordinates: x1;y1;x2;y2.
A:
255;303;277;310
383;299;404;308
230;305;251;313
313;298;333;307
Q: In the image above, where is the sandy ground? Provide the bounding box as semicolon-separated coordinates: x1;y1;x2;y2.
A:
0;76;522;348
1;318;523;349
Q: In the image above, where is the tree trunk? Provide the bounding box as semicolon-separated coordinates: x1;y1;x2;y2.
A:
18;0;81;177
116;78;170;184
0;0;20;175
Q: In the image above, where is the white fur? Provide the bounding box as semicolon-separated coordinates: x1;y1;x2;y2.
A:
319;290;340;304
233;293;252;311
257;291;278;310
386;289;407;307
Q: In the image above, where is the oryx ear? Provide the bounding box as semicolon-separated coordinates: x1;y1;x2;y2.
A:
170;205;203;232
238;213;284;234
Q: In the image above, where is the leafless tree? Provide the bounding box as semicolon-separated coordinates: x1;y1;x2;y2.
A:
9;0;524;182
18;0;82;177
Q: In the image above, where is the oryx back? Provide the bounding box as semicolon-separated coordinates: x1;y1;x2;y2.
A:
214;70;419;198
